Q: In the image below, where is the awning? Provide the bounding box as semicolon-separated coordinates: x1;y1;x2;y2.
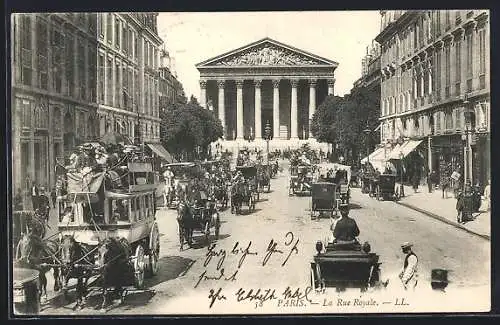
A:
147;143;176;163
399;140;423;158
361;147;385;164
387;143;402;160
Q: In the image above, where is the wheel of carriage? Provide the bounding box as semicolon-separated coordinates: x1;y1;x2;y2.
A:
204;221;211;244
215;219;220;239
134;245;145;289
310;267;316;291
148;223;160;277
266;184;271;193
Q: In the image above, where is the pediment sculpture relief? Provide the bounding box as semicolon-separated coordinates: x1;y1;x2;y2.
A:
215;44;322;66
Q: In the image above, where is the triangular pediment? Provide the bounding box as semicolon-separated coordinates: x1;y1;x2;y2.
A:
196;38;338;68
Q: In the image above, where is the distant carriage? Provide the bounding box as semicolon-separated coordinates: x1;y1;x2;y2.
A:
231;166;258;214
257;164;271;193
374;174;398;201
177;193;220;251
289;165;313;196
310;182;339;219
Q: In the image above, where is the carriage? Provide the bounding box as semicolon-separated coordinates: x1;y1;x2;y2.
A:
257;163;271;193
310;240;382;292
289;165;313;196
319;163;351;206
177;192;221;251
310;182;339;219
374;174;398;201
162;162;200;208
55;161;160;304
231;166;258;214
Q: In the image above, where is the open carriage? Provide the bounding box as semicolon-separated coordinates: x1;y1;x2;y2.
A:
374;174;398;201
177;192;221;251
55;161;160;304
230;166;258;214
162;162;201;208
310;240;382;292
289;165;313;196
257;163;272;193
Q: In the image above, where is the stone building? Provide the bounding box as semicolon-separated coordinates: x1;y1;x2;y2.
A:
196;37;338;152
96;12;162;144
159;48;185;107
375;10;490;188
11;13;98;193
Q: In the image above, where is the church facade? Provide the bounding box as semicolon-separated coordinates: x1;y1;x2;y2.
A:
196;38;338;151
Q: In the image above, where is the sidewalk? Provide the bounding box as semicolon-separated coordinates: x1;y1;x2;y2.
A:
395;183;490;240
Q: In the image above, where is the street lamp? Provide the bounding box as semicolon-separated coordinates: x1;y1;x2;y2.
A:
363;127;372;164
264;120;272;162
463;94;475;191
399;150;405;197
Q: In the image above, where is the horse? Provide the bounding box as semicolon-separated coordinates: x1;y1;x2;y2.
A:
176;201;196;250
15;232;62;301
230;181;250;214
60;235;94;309
96;237;133;309
209;180;228;210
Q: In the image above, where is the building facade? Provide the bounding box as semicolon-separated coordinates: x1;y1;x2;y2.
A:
96;12;162;144
376;10;490;188
11;13;99;193
159;48;185;107
196;38;337;151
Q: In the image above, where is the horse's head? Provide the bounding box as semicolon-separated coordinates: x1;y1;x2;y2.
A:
60;235;78;265
97;238;115;269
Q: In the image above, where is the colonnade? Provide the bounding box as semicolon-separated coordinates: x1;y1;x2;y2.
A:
199;78;335;140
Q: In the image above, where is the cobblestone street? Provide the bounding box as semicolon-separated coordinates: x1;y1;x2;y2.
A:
39;162;490;315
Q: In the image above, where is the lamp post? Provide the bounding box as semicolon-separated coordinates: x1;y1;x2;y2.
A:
264;120;272;163
363;127;372;164
399;150;405;197
463;94;475;191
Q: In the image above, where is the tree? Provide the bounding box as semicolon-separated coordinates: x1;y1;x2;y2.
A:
310;95;344;143
160;95;223;161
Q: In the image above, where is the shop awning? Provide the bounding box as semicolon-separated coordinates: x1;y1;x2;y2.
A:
147;143;177;163
389;140;423;159
387;143;403;160
361;147;385;164
400;139;423;157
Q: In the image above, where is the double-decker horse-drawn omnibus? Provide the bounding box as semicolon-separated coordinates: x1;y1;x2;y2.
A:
54;159;160;309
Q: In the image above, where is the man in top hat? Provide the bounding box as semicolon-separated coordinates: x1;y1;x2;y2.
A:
399;242;418;290
332;204;360;242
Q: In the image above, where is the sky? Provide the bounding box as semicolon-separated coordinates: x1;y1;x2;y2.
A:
157;11;381;99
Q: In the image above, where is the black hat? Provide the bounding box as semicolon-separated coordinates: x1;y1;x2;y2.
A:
339;203;349;211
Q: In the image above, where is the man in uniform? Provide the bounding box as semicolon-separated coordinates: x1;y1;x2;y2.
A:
332;204;360;242
399;242;418;290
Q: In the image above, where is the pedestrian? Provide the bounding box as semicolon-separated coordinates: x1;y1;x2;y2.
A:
14;188;24;211
399;242;418;291
482;179;491;211
30;182;39;210
412;169;420;193
427;170;433;193
50;187;57;208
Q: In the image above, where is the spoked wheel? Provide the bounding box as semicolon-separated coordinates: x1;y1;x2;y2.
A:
215;218;220;240
134;245;145;289
204;222;211;245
